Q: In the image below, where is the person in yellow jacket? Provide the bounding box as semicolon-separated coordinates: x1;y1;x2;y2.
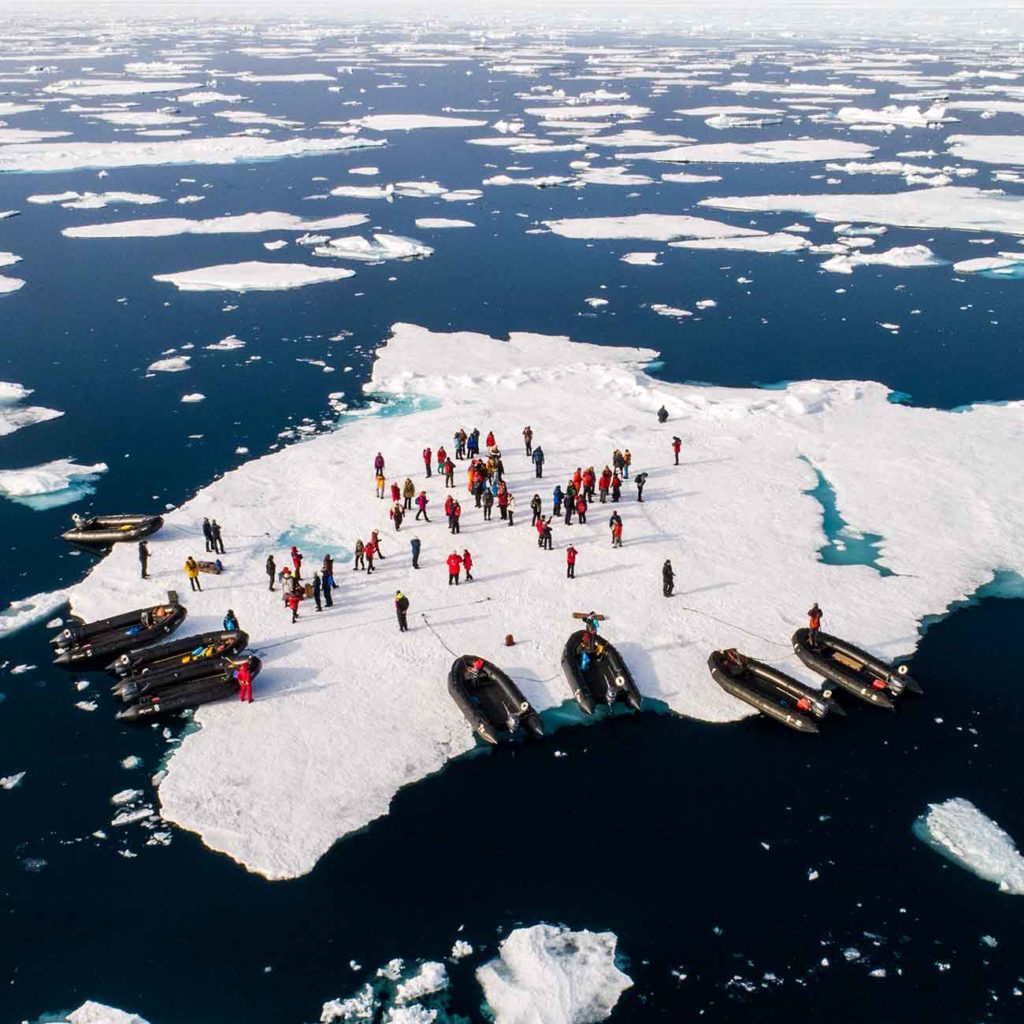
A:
184;555;201;592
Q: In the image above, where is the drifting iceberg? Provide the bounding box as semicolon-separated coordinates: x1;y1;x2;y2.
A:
312;234;433;262
64;212;369;240
153;262;355;292
0;458;107;510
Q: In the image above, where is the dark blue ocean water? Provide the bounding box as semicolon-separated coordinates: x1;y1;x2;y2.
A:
1;33;1023;1023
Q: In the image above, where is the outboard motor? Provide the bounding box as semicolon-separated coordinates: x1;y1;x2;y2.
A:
886;666;907;696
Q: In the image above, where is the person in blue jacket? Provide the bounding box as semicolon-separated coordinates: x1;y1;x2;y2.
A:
552;484;563;517
532;445;545;478
224;609;239;632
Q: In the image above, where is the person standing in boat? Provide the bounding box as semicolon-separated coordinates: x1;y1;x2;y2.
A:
566;544;578;579
202;517;213;552
807;603;823;648
662;560;675;598
138;540;150;580
266;553;276;591
395;591;410;632
184;556;201;592
210;519;225;554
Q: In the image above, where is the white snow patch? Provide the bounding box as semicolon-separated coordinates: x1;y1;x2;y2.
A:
620;252;662;266
946;134;1024;166
154;262;355;293
476;924;632;1024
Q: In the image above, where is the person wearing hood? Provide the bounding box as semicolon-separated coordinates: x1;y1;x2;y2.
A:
224;608;239;632
662;560;675;598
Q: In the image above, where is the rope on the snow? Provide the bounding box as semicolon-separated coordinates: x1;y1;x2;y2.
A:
421;612;458;656
674;604;794;651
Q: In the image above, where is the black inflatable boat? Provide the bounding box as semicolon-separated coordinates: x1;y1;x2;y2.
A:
108;629;249;679
708;649;844;734
792;628;922;708
61;513;164;546
115;655;242;703
117;656;261;721
52;604;187;668
447;655;543;744
561;630;642;714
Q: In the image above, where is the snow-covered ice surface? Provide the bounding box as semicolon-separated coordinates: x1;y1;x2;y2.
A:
544;214;761;242
946;134;1024;166
0;586;73;639
0;136;383;174
0;381;62;437
66;323;1024;878
312;234;433;262
28;191;164;210
618;139;874;164
64;212;368;240
353;114;487;131
915;798;1024;895
57;1001;150;1024
153;262;355;293
819;244;944;274
476;924;633;1024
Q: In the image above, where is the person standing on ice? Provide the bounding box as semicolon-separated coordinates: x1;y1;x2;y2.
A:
353;539;365;571
138;540;150;580
266;554;276;591
609;511;623;549
663;560;675;598
444;458;456;488
532;445;544;478
423;446;432;477
530;494;542;526
291;545;303;578
657;405;669;423
374;451;385;476
310;572;322;612
391;501;404;531
415;491;430;521
635;471;648;502
566;544;578;579
541;517;554;550
552;484;563;518
507;494;516;526
371;529;385;559
447;550;462;586
482;487;494;521
235;656;256;703
390;481;401;505
622;450;632;480
286;591;301;624
202;517;213;552
402;478;416;511
436;445;447;476
613;449;624;476
611;473;622;503
364;537;377;574
462;549;474;581
184;556;201;592
523;425;533;456
224;608;239;631
485;430;495;450
598;467;611;503
807;603;823;649
672;436;682;465
211;520;225;554
410;535;421;569
322;558;335;608
395;590;410;632
375;471;386;499
576;494;587;525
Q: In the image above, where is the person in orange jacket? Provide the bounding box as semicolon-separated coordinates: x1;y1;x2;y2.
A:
446;550;462;585
807;603;823;648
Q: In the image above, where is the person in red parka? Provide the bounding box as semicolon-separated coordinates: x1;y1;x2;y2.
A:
390;481;401;504
286;592;301;623
436;446;447;474
444;494;454;517
423;447;432;477
446;550;462;586
462;549;474;581
291;545;303;577
364;537;376;574
566;544;578;579
576;495;587;525
672;436;682;465
235;656;256;702
485;430;495;449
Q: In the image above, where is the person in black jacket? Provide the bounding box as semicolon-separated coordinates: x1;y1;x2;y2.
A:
530;494;542;526
635;472;648;502
202;517;213;552
395;590;410;632
312;572;323;612
532;446;544;478
138;540;150;579
662;559;675;597
266;554;276;591
210;519;225;554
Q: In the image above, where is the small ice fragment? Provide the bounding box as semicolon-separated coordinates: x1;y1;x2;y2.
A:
450;939;473;960
75;680;90;692
121;755;142;770
1;771;26;789
843;948;861;961
980;935;998;948
75;700;98;711
808;868;819;881
869;968;887;978
111;788;143;805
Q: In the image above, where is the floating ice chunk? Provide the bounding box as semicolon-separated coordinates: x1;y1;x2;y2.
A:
584;297;609;308
349;166;380;176
705;114;783;129
378;959;405;981
329;183;395;200
915;797;1024;894
450;940;474;960
45;78;200;97
620;252;662;266
177;90;246;106
953;254;1024;275
0;380;62;437
946;134;1024;166
112;789;143;805
0;135;383;174
819;244;943;274
576;166;653;186
394;181;448;199
696;299;717;309
122;756;142;770
440;189;483;202
484;174;576;188
578;129;695;148
0;586;72;638
312;234;433;262
240;73;335;84
0;459;107;509
1;772;25;790
180;393;206;403
65;211;368;240
670;232;811;253
544;213;760;242
675;105;784;117
660;171;723;184
715;81;874;97
28;191;164;209
527;104;650;120
618;139;874;164
60;1001;152;1024
111;806;154;827
321;984;377;1022
147;355;190;373
701;186;1024;237
154;262;355;292
75;700;98;712
476;924;632;1024
353;114;487;131
0;102;42;116
205;335;246;351
395;962;448;1004
837;104;952;128
0;275;26;294
415;218;474;229
264;240;288;251
651;304;692;318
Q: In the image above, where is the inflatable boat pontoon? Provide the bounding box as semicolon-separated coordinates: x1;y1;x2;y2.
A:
61;513;163;546
108;629;248;679
447;655;543;744
52;604;186;668
117;657;261;721
561;629;642;714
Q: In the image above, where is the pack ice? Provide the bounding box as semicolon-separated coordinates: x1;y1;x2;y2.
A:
67;324;1024;878
915;797;1024;895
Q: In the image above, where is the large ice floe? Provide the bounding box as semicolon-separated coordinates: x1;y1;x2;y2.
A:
352;114;488;131
476;925;632;1024
915;798;1024;895
0;380;62;437
616;138;874;164
0;458;107;510
63;212;368;240
945;134;1024;166
153;262;355;293
66;323;1024;879
700;186;1024;237
0;135;382;174
311;234;433;262
41;1002;150;1024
